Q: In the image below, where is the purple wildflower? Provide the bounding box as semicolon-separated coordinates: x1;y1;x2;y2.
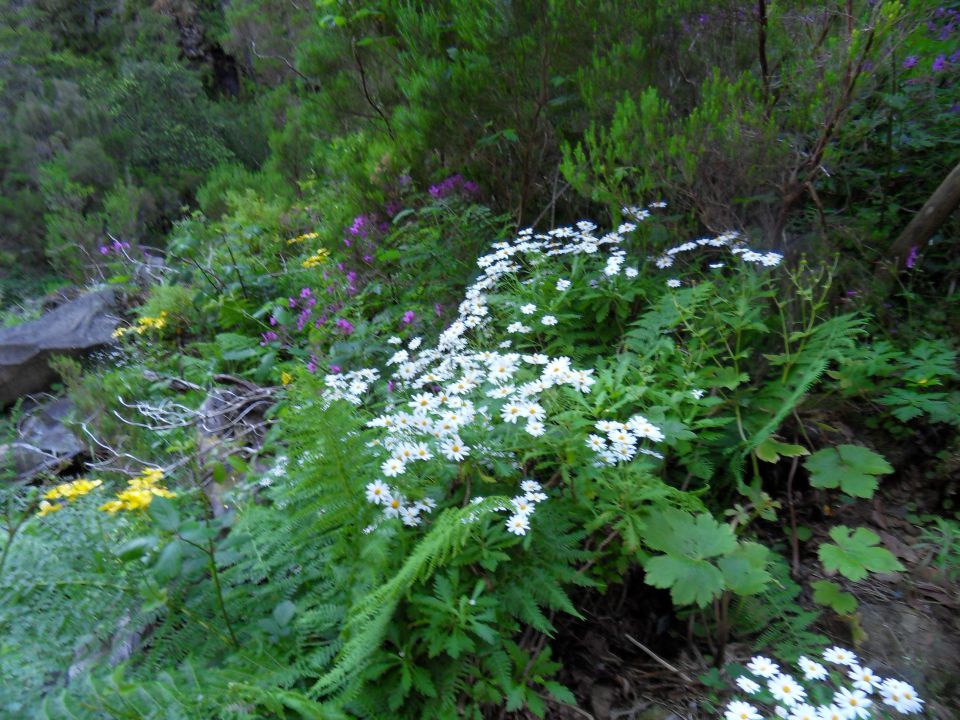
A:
906;246;919;269
902;55;919;69
932;54;947;72
328;364;341;374
402;310;416;326
335;318;355;335
260;331;278;346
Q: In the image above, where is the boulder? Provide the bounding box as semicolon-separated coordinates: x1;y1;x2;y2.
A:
0;288;118;407
1;398;84;481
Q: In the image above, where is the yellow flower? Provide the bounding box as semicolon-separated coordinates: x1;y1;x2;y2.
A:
281;371;293;386
287;231;320;245
302;248;331;268
43;478;103;502
98;467;176;513
37;500;62;517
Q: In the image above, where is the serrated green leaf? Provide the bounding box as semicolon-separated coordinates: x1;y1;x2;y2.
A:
818;526;904;581
644;509;737;559
811;580;858;614
645;555;725;606
718;542;771;595
805;445;892;498
755;438;809;463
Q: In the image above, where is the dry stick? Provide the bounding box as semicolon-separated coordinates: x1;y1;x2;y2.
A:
623;634;694;685
757;0;770;103
351;38;395;140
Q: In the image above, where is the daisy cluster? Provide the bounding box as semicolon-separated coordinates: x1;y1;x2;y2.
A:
586;415;666;465
725;648;925;720
323;218;643;534
623;203;783;271
320;209;783;536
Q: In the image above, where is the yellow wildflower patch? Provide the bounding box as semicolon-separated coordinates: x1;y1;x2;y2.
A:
302;248;331;268
99;467;177;514
113;311;169;339
287;231;320;245
281;371;293;386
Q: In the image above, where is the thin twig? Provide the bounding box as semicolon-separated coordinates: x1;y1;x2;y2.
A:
623;634;694;684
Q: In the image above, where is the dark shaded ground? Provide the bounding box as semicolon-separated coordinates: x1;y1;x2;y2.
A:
538;462;960;720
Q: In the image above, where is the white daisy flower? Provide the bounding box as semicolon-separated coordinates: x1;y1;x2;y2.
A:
387;336;402;345
556;278;571;291
833;688;871;719
500;403;523;424
667;278;681;288
767;674;806;707
541;315;558;326
505;513;530;536
724;700;762;720
365;481;391;505
847;665;881;693
735;676;761;695
798;656;827;681
442;437;470;462
381;457;406;477
788;705;817;720
510;497;535;516
823;647;857;667
816;705;845;720
520;479;542;493
586;434;606;451
525;420;545;436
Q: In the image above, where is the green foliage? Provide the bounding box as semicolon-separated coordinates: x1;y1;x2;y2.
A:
818;526;904;581
805;445;893;499
811;579;859;615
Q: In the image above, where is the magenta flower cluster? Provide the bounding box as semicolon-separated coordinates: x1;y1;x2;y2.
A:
428;174;479;199
98;239;131;256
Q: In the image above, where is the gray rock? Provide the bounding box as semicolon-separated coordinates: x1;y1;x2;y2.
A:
1;398;84;481
0;288;118;407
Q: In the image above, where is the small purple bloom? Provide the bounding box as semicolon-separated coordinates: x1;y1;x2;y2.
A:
906;246;919;269
328;364;341;374
335;318;355;335
99;245;110;255
402;310;416;326
269;315;278;326
902;55;918;69
387;380;395;393
260;331;278;346
300;287;312;298
288;297;297;308
932;54;947;72
434;303;442;317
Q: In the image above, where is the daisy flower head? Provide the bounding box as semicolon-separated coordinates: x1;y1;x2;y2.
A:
816;706;845;720
768;674;806;707
798;656;827;681
823;646;858;667
788;704;817;720
525;491;547;503
400;505;421;527
746;656;780;679
525;419;546;436
847;665;881;693
667;278;681;288
519;303;537;315
556;278;571;291
833;688;871;719
625;267;639;278
520;479;541;494
442;436;470;462
586;434;607;451
541;315;558;326
510;497;535;516
365;480;391;505
724;700;763;720
505;513;530;536
882;680;924;714
384;495;403;518
735;676;761;694
381;457;406;478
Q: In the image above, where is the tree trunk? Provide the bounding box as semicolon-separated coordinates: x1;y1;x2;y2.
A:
888;160;960;267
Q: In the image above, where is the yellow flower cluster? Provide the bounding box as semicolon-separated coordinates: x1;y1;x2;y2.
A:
112;311;169;339
99;467;176;513
302;248;331;268
280;371;293;386
37;478;103;516
287;231;320;245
